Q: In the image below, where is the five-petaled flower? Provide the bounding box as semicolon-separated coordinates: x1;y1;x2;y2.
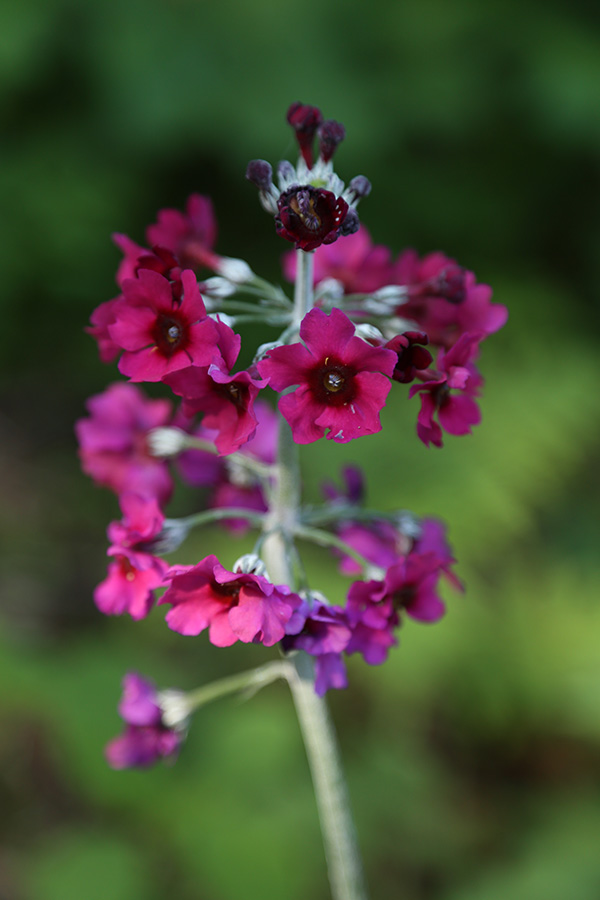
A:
258;307;396;444
108;269;218;382
160;555;305;647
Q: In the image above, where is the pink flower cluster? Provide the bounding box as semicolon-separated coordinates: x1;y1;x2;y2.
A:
284;225;508;446
78;102;506;767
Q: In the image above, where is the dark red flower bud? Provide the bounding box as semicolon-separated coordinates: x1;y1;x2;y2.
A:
347;176;372;201
318;120;346;163
286;102;323;168
385;331;433;384
338;208;359;237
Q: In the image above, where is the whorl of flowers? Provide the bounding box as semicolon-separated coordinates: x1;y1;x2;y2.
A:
78;102;506;767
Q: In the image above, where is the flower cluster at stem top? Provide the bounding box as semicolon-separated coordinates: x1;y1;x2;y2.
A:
77;102;507;767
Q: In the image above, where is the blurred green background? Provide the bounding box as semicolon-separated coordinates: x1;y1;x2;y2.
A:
1;1;600;898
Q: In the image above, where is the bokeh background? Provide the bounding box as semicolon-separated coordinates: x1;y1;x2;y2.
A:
1;1;600;898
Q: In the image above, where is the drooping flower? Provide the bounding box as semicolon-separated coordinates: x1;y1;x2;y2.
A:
258;307;396;444
105;673;183;769
164;319;265;455
282;599;353;696
409;332;484;447
384;331;433;384
344;581;400;665
160;555;305;647
76;382;174;505
94;493;168;620
345;550;447;664
108;269;218;382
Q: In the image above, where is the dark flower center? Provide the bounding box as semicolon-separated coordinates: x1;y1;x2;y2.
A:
324;370;345;393
153;314;187;356
214;580;241;603
289;190;323;233
276;186;348;251
311;359;355;406
216;380;246;410
392;585;415;610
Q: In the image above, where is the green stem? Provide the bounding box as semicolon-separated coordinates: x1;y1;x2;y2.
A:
293;523;374;573
181;507;267;530
261;247;369;900
293;248;314;328
181;435;275;481
287;653;368;900
184;660;292;712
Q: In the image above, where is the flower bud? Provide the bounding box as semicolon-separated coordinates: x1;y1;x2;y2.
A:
147;426;190;458
216;256;254;285
157;690;191;731
245;159;273;191
232;554;268;578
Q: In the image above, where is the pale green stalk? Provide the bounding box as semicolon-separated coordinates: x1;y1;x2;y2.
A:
261;248;369;900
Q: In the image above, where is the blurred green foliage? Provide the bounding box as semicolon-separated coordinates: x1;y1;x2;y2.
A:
1;1;600;898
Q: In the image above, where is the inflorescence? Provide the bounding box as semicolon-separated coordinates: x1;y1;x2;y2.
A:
77;102;507;767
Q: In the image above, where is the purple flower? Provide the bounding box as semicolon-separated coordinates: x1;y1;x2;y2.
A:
76;382;174;505
283;600;352;696
394;250;507;349
105;673;182;769
258;307;396;444
410;333;484;448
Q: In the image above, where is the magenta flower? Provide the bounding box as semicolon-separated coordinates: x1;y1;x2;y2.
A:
105;673;181;769
146;194;220;272
283;225;394;294
76;382;174;505
160;555;305;647
108;269;217;382
336;520;406;576
394;250;507;349
415;518;463;591
94;494;168;620
345;551;446;664
86;297;123;363
384;331;433;384
410;332;484;448
282;600;353;696
258;307;396;444
344;581;399;666
164;319;265;455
